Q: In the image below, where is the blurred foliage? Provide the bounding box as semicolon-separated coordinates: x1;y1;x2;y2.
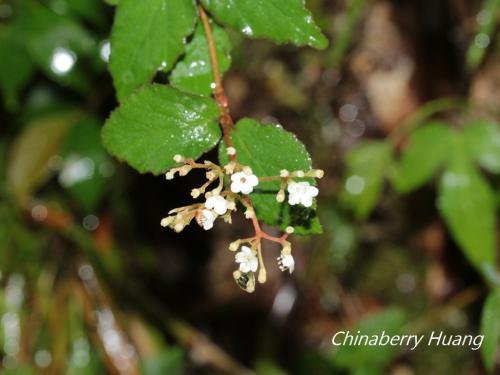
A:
0;0;499;374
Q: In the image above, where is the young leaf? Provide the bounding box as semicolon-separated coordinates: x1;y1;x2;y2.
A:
170;21;231;96
463;121;500;174
109;0;196;100
219;118;321;235
7;113;77;204
480;290;500;373
437;138;497;273
341;141;393;220
60;118;111;213
201;0;328;49
102;84;221;175
392;122;451;193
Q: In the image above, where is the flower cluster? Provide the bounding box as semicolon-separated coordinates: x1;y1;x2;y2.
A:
160;151;323;292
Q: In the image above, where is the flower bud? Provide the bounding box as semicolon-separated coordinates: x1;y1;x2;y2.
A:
229;240;240;251
276;190;285;203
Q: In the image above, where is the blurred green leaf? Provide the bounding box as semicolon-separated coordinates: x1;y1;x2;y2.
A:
0;32;34;111
109;0;196;100
463;120;500;174
7;113;77;204
60;118;110;213
141;347;184;375
201;0;328;49
331;308;407;373
341;141;393;219
171;21;231;96
480;289;500;372
466;0;499;70
437;135;497;273
102;84;221;175
392;122;451;193
220;118;322;235
11;0;95;92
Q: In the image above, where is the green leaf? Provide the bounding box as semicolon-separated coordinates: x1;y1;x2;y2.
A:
392;122;451;193
0;32;34;111
480;290;500;372
341;141;393;220
7;113;77;204
219;118;321;235
170;21;231;96
109;0;196;100
331;308;407;373
201;0;328;49
102;84;221;175
60;118;111;213
437;135;497;273
463;121;500;174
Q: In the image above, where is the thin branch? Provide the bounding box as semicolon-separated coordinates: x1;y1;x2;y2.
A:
198;5;236;161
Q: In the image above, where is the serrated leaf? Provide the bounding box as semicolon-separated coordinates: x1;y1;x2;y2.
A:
0;32;34;111
110;0;196;100
463;121;500;174
60;118;111;213
437;136;497;273
170;21;231;96
219;118;321;235
102;84;221;175
331;308;407;373
392;122;451;193
202;0;328;49
480;290;500;373
7;113;77;204
341;141;393;220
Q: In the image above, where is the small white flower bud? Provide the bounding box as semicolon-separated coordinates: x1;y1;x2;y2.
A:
174;223;184;232
165;170;176;180
285;226;294;234
315;169;324;178
229;240;240;251
226;147;236;156
276;190;285;202
224;161;237;174
296;170;305;177
160;217;173;227
244;207;254;219
280;169;290;178
173;154;184;163
191;189;201;198
206;170;217;180
227;200;236;210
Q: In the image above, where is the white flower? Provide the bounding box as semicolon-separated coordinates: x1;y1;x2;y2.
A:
287;181;318;207
277;252;295;273
198;209;216;230
205;195;229;215
235;246;258;273
230;168;259;194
